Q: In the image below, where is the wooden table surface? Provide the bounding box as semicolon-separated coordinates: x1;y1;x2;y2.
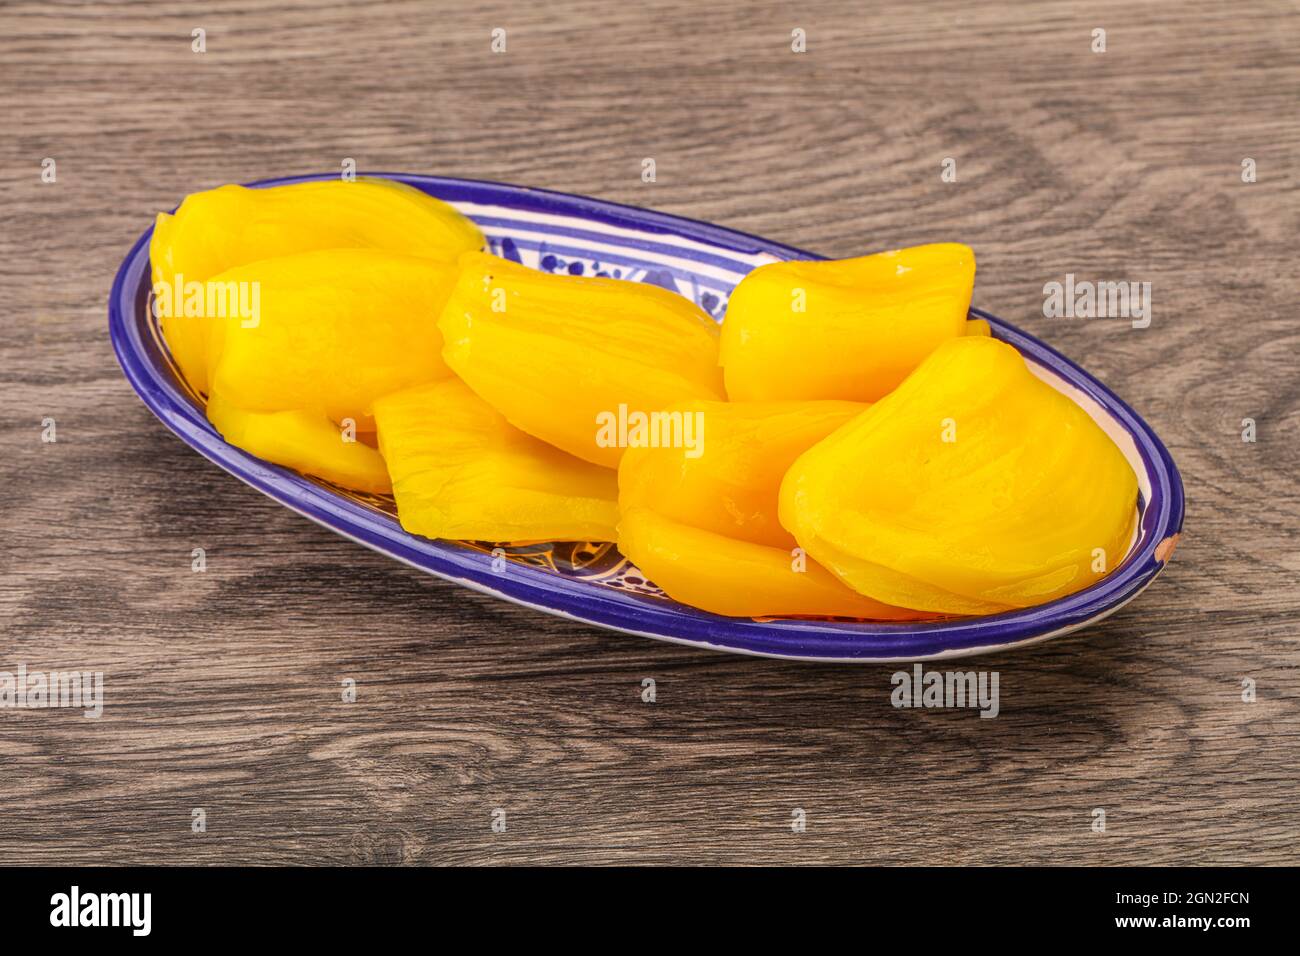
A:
1;0;1297;866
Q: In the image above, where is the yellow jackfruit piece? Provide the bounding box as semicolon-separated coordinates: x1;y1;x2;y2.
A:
618;507;925;619
617;400;925;619
206;393;392;495
374;379;620;543
438;251;725;468
720;244;975;402
779;336;1138;614
151;178;482;393
205;249;459;428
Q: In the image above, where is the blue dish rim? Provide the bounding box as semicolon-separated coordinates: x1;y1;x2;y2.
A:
108;172;1185;661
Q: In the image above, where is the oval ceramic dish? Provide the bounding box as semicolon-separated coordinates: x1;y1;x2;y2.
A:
109;173;1184;661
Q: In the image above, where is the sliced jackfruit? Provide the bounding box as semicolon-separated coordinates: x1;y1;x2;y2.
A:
205;249;459;429
206;393;392;495
617;399;924;619
374;379;619;543
720;243;975;402
438;251;725;468
779;336;1138;615
151;178;482;393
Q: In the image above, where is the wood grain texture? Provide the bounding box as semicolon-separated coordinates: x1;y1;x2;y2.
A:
1;0;1297;865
